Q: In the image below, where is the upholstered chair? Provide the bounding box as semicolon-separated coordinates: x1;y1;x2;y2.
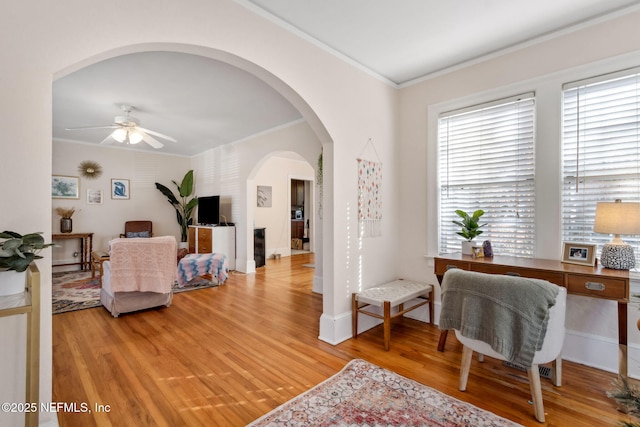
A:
439;269;567;423
120;220;153;238
100;236;176;317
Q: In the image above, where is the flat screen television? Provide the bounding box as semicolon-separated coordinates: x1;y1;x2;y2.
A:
197;195;220;226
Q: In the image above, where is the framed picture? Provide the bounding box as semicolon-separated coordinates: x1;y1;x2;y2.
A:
52;175;80;199
561;242;597;266
257;185;272;207
87;189;103;205
111;179;130;200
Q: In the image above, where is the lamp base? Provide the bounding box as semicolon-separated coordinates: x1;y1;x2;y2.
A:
600;243;636;270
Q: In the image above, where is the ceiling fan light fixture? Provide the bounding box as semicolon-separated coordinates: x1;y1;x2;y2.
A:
128;130;143;144
112;128;127;142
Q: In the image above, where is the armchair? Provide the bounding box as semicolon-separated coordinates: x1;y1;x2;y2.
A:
120;220;153;238
100;236;177;317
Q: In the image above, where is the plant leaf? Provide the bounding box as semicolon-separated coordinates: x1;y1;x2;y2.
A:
155;183;179;205
178;170;194;198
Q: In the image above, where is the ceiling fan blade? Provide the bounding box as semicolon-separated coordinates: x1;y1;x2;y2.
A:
99;133;115;145
138;127;177;143
65;125;118;131
140;131;164;149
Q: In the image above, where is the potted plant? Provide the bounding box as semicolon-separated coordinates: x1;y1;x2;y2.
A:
0;231;53;296
452;209;487;255
55;207;76;233
155;170;199;246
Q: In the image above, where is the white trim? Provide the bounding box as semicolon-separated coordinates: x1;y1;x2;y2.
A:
318;312;352;345
233;0;397;88
401;3;640;88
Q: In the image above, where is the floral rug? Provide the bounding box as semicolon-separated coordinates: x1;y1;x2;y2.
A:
248;359;522;427
52;271;218;315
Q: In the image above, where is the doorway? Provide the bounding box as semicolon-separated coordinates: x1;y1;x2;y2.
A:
290;178;313;254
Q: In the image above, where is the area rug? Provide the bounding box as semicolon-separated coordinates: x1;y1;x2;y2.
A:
52;271;218;315
248;359;521;427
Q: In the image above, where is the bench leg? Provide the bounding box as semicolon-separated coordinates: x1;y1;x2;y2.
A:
428;290;434;324
383;301;391;351
352;293;358;338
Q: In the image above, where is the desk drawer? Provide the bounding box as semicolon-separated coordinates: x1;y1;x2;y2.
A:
470;264;564;286
434;259;470;276
566;274;627;300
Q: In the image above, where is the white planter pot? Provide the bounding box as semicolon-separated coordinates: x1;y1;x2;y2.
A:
178;241;189;249
0;270;27;296
461;241;475;256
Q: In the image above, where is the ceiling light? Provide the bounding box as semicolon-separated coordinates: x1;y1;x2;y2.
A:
112;128;127;142
128;130;143;144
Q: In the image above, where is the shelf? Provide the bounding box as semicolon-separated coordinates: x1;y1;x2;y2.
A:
0;264;40;427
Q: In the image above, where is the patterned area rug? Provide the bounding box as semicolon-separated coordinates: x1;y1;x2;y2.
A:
248;359;522;427
52;271;218;315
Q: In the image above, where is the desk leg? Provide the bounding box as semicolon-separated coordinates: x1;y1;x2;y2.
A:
619;301;628;378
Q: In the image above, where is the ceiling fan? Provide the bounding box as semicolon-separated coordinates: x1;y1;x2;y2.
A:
65;104;177;149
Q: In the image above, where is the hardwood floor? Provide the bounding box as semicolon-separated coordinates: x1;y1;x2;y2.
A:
52;253;634;426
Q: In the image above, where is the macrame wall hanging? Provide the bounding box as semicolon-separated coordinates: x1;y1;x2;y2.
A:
357;138;383;238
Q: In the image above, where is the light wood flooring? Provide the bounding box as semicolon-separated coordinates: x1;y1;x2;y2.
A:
53;253;634;426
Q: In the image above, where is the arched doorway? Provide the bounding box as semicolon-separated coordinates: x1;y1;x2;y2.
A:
53;42;333;316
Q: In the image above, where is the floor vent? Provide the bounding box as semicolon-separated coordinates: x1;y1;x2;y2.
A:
502;361;553;379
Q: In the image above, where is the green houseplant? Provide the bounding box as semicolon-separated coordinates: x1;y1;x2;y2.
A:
0;231;53;296
452;209;487;255
0;231;53;272
155;170;199;243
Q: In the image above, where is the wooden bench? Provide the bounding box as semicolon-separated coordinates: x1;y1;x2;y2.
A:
352;279;434;351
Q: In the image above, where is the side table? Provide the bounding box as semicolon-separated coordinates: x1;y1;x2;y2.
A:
91;251;110;281
52;232;93;271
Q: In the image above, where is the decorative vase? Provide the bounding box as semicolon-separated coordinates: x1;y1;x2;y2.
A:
461;240;475;256
0;270;27;296
60;217;73;233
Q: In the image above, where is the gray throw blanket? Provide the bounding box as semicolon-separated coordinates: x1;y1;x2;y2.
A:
439;269;559;368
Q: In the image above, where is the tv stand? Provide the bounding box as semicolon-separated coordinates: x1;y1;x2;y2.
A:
188;225;236;270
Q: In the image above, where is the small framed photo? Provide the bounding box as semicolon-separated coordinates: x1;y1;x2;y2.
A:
111;179;130;200
87;189;103;205
562;242;597;266
472;246;484;258
52;175;80;199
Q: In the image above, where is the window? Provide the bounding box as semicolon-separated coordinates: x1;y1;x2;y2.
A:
438;94;536;257
562;69;640;264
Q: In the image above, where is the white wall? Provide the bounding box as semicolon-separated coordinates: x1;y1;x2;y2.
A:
398;9;640;376
254;155;314;258
191;120;325;274
0;2;399;425
52;140;191;265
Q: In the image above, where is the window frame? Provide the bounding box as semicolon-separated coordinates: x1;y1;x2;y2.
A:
437;92;537;258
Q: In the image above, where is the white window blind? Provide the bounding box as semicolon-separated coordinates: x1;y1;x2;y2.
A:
562;69;640;264
438;94;536;257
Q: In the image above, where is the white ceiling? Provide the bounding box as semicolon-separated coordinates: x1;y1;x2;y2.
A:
52;0;640;156
245;0;640;84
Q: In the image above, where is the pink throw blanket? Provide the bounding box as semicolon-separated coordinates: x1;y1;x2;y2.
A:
177;253;228;287
109;236;177;293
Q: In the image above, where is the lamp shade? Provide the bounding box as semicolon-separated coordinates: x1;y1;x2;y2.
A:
128;130;143;144
594;200;640;235
112;128;127;142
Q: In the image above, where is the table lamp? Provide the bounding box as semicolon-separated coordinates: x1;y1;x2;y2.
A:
594;199;640;270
